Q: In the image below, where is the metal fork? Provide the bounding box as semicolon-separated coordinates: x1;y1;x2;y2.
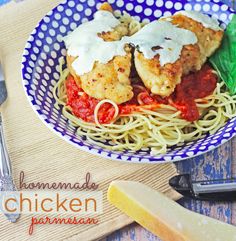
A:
0;62;20;222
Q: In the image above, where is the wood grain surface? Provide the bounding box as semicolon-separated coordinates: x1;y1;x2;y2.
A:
105;140;236;241
105;0;236;240
0;1;179;240
0;0;235;241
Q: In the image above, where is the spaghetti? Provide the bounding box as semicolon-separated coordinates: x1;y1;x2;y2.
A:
53;13;236;155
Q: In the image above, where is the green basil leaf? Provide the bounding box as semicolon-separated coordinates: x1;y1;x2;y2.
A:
209;14;236;95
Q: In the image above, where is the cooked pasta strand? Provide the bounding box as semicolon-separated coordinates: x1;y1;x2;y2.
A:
52;13;236;155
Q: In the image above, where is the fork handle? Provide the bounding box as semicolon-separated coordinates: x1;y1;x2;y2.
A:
0;114;17;190
0;114;20;222
0;114;11;177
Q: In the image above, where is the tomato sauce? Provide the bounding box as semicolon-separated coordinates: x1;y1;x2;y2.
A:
65;64;217;124
170;64;217;121
66;75;116;123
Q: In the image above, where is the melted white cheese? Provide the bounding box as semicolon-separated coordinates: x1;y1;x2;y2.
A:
63;11;123;75
124;21;197;65
63;10;200;76
177;11;222;31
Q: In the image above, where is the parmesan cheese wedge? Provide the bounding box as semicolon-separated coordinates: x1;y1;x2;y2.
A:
108;181;236;241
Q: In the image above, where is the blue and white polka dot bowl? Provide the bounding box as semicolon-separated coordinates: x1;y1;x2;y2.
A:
22;0;236;163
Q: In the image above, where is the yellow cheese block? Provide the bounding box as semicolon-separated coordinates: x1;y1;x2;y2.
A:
108;181;236;241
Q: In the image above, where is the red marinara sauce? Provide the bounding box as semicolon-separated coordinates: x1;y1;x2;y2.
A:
65;75;115;123
170;64;217;121
65;64;217;124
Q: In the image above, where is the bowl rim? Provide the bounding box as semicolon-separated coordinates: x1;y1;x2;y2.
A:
21;0;236;163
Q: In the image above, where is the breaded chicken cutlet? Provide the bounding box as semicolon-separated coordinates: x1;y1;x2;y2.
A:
67;3;133;105
135;13;224;98
66;3;224;104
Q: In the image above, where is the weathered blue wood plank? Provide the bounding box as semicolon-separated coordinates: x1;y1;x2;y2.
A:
231;137;236;225
106;139;235;241
1;0;234;240
106;0;236;239
0;0;11;6
177;141;233;224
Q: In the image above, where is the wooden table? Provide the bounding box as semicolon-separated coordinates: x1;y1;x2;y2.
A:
0;0;235;240
106;1;236;239
105;138;236;241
